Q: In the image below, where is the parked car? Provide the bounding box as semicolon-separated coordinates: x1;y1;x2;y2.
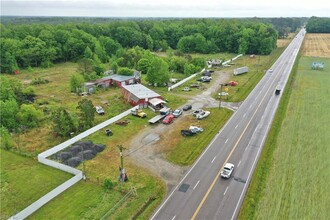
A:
221;163;234;179
181;130;196;136
192;109;204;116
183;104;192;111
173;109;183;117
201;76;212;82
95;105;105;115
269;68;274;73
202;72;211;76
189;126;204;133
196;111;210;119
162;114;175;124
105;129;113;136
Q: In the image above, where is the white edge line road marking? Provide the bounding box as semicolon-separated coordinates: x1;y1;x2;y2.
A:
211;156;216;163
171;215;176;220
152;33;298;218
193;180;200;190
229;30;304;219
224;186;229;195
238;160;241;167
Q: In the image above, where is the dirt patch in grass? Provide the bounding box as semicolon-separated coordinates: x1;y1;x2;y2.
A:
301;33;330;57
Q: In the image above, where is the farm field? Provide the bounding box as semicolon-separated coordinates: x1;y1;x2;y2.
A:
239;53;330;219
301;33;330;57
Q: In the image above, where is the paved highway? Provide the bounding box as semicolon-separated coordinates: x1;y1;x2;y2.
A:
150;29;306;220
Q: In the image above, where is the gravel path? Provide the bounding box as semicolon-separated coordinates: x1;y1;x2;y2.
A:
127;70;241;192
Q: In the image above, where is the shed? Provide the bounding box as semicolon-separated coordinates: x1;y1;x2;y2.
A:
148;98;167;110
122;84;162;106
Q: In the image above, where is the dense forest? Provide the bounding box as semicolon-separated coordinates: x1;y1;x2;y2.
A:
0;18;282;73
306;16;330;33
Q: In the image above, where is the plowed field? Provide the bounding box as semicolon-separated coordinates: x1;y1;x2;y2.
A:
301;33;330;57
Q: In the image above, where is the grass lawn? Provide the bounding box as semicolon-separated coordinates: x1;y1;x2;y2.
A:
213;47;287;102
28;109;166;219
165;108;233;165
0;149;72;219
239;56;330;219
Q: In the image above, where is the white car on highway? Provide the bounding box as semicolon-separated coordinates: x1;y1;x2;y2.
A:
221;163;234;179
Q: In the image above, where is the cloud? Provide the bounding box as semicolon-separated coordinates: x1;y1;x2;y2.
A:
1;0;330;17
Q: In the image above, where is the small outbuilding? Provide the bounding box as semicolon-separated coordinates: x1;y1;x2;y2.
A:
148;98;167;110
122;84;162;106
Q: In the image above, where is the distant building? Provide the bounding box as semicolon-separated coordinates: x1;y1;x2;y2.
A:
122;84;162;106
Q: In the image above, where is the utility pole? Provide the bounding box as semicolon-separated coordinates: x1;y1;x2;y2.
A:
117;145;128;184
219;84;223;109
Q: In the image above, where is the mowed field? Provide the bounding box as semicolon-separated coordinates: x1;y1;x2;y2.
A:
239;34;330;219
301;33;330;57
253;56;330;219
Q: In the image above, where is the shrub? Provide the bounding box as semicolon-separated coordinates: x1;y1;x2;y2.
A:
103;178;114;190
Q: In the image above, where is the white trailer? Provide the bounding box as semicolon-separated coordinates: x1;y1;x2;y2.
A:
233;66;249;76
148;114;166;124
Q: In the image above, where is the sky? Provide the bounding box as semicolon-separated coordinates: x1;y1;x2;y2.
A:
1;0;330;18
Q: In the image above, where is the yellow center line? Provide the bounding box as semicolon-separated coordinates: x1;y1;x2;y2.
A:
191;67;283;219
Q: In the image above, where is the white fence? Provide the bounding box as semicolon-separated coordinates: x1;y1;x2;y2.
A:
9;106;139;220
167;68;205;91
222;54;243;66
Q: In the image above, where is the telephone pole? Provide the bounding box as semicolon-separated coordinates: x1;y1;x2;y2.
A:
117;145;128;184
219;84;223;109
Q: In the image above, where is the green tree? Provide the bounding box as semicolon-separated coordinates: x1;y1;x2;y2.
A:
77;99;95;131
83;46;93;59
70;73;85;93
117;67;134;76
146;58;169;86
137;58;152;74
112;61;119;73
184;63;197;75
52;107;76;137
92;54;105;75
16;104;43;128
0;99;19;131
78;58;94;74
0;126;14;150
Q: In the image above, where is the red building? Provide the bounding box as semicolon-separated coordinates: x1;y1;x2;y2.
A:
83;72;141;93
122;84;162;106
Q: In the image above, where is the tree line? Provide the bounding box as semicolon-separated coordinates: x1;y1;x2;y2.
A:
306;17;330;33
1;18;280;73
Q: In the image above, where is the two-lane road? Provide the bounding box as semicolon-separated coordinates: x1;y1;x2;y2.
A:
151;29;305;220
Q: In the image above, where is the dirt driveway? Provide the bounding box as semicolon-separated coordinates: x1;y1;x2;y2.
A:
127;70;238;192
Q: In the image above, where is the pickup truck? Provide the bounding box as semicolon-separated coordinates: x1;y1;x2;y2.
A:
131;109;147;118
220;163;234;179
